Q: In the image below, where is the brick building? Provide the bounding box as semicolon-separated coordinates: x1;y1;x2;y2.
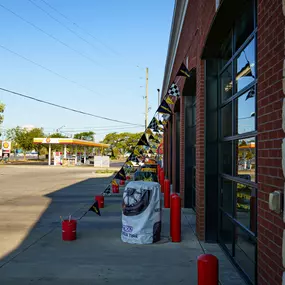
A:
161;0;285;284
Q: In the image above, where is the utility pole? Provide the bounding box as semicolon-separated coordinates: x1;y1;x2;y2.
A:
145;67;149;129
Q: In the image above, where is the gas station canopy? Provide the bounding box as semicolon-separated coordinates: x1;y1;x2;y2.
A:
33;138;109;148
33;138;110;166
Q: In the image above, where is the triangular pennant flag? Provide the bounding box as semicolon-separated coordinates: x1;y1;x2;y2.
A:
114;167;126;180
128;153;139;163
168;83;180;97
245;88;255;100
157;100;172;115
166;95;175;105
176;62;191;78
148;117;159;131
134;149;140;157
89;200;101;216
137;134;150;147
146;128;153;135
149;149;154;154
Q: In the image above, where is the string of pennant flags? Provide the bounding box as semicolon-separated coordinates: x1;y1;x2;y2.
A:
62;62;193;220
100;62;192;196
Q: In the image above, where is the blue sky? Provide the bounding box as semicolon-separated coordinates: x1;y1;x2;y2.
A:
0;0;174;141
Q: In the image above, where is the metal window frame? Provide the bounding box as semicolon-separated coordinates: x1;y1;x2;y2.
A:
217;0;258;283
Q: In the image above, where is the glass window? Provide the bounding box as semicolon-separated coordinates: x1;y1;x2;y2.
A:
219;30;232;67
221;141;233;175
221;103;232;137
235;1;255;51
221;179;234;215
192;167;196;189
192;104;196;126
236;183;257;233
220;213;234;254
235;137;256;182
234;226;256;283
235;89;255;134
235;39;256;92
220;64;233;101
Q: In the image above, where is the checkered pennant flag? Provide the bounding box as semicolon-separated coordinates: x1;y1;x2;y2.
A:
168;83;180;97
127;153;139;163
148;117;159;131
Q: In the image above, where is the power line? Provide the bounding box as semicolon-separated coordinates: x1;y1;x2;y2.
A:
0;87;144;127
0;3;100;66
39;0;120;56
27;0;103;54
0;44;101;95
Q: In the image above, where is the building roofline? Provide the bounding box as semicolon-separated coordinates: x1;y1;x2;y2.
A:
161;0;188;100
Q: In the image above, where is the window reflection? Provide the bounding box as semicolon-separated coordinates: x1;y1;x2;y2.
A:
221;141;232;175
221;64;233;101
221;179;234;215
236;39;255;92
220;213;233;254
235;0;254;51
219;30;232;67
221;103;232;137
236;89;255;134
235;138;256;182
236;183;257;233
234;227;256;283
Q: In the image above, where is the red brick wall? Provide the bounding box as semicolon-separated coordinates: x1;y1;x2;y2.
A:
257;0;285;284
163;0;215;240
172;112;177;191
180;95;185;207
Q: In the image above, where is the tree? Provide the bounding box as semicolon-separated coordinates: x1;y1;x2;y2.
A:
74;131;95;141
102;132;143;158
6;127;44;160
0;102;5;137
28;128;45;159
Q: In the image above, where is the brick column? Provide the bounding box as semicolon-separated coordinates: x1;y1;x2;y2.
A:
196;59;205;240
172;113;177;192
180;95;185;207
257;0;285;284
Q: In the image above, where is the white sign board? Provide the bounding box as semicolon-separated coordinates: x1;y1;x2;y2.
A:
94;156;110;167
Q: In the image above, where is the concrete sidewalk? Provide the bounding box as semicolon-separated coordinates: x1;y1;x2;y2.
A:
0;179;246;285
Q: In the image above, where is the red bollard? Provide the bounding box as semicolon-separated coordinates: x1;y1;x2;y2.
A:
157;164;161;175
171;194;181;242
119;180;125;186
159;169;165;193
197;254;219;285
112;184;119;193
157;168;161;184
95;195;104;208
170;193;178;237
164;179;170;208
62;219;77;241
